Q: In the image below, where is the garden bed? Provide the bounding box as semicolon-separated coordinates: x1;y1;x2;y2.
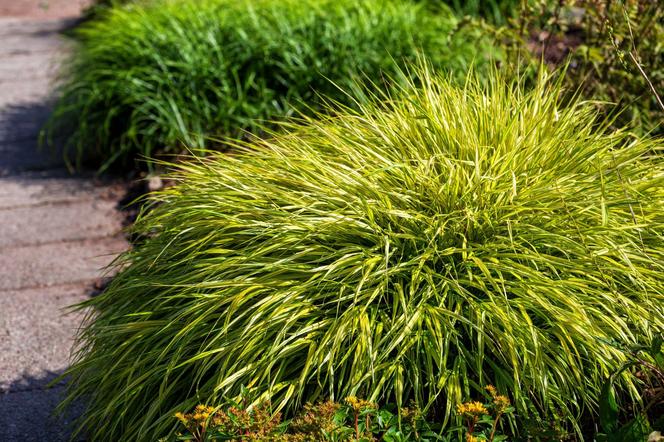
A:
47;1;664;440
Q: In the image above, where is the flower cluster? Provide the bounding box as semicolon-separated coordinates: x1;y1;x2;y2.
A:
345;396;377;412
174;402;281;442
456;386;514;442
174;405;216;429
289;400;340;435
456;401;488;417
485;385;511;413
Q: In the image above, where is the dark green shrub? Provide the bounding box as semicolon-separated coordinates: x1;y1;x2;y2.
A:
63;67;664;440
518;0;664;136
596;334;664;442
423;0;523;25
568;0;663;135
45;0;499;171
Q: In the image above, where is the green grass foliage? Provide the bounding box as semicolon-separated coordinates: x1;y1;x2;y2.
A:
45;0;498;171
425;0;522;25
64;68;664;440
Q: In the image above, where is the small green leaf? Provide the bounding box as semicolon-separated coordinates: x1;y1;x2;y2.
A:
599;381;619;433
478;415;494;424
655;353;664;370
612;414;651;442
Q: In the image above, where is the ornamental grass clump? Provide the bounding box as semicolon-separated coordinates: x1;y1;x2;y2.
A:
44;0;498;171
64;68;664;440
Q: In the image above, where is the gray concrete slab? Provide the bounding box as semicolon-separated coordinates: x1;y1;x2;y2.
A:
0;35;63;56
0;79;53;108
0;17;75;35
0;173;123;209
0;18;70;55
0;51;62;80
0;1;92;19
0;236;127;291
0;18;72;108
0;198;123;247
0;137;65;175
0;386;84;442
0;283;88;392
0;101;52;143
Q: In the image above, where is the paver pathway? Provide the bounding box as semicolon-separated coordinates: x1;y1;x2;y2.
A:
0;7;128;441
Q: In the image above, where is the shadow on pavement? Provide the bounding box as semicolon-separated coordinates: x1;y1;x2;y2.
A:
0;370;86;441
0;101;65;176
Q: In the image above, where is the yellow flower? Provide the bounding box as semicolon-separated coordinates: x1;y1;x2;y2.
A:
466;435;479;442
195;405;215;414
191;404;215;423
400;404;422;424
174;412;189;424
485;385;497;398
193;413;209;422
456;401;488;417
344;396;376;411
493;395;510;412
